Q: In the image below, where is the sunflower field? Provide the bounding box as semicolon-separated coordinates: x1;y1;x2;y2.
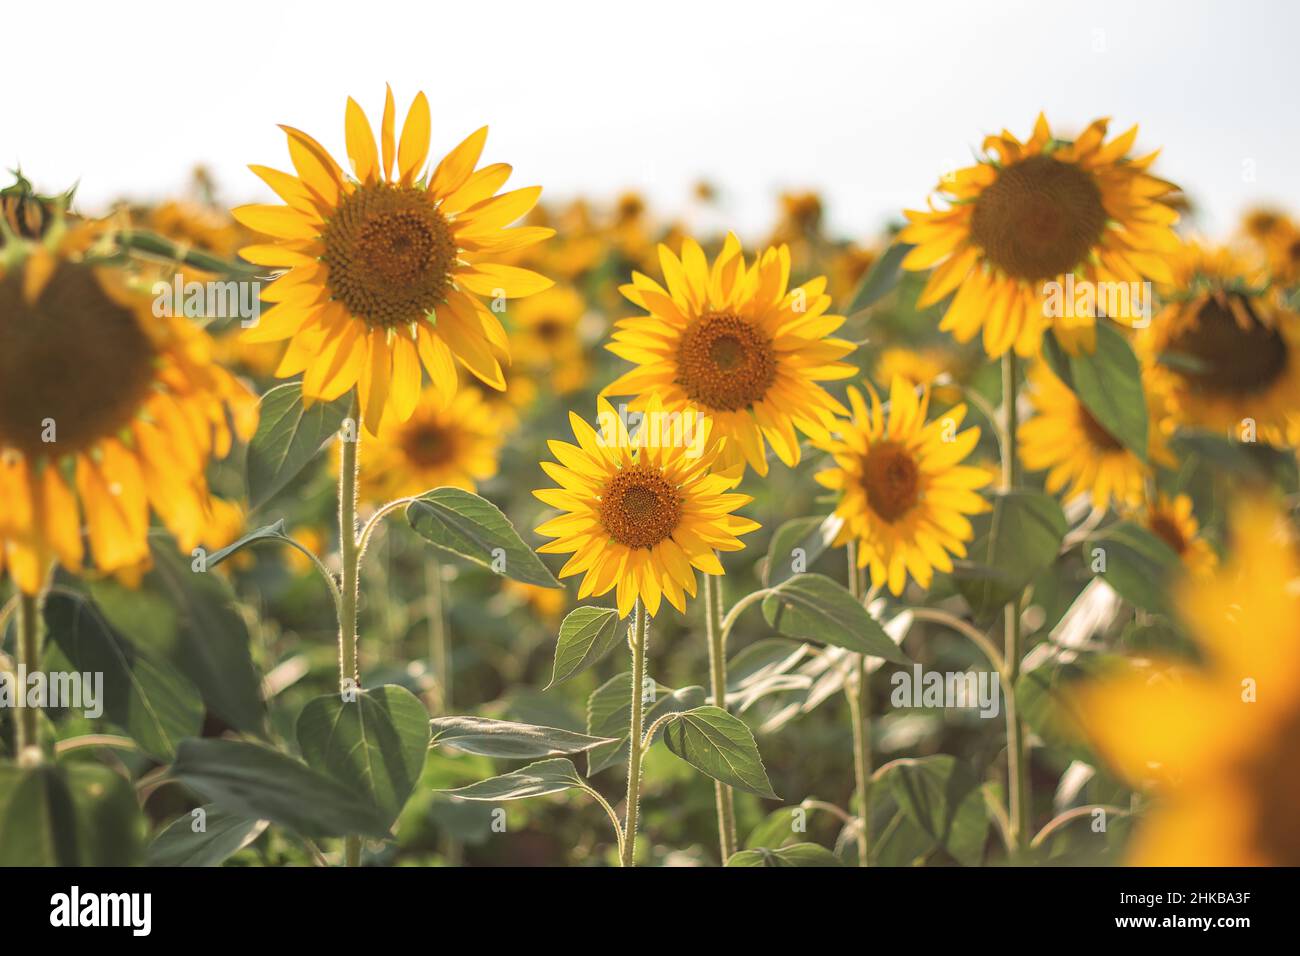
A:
2;61;1299;887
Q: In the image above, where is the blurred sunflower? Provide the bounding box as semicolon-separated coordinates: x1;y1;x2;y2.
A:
1139;242;1300;442
233;87;553;434
602;234;856;476
873;346;952;389
533;396;759;618
830;243;877;304
1018;362;1170;511
1240;206;1288;243
358;387;504;501
0;228;257;594
900;114;1180;357
1263;222;1300;287
1077;501;1300;865
1139;492;1216;577
814;377;991;595
510;285;589;394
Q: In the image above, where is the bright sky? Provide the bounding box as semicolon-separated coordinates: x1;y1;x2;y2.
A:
6;0;1297;242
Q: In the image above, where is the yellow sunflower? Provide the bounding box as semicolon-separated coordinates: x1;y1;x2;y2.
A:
873;346;953;389
1138;492;1216;577
233;87;553;434
533;396;759;619
602;233;856;476
1139;241;1300;443
814;377;991;595
509;284;590;394
0;229;257;594
357;387;504;501
1077;500;1300;865
900;114;1181;357
1018;362;1171;511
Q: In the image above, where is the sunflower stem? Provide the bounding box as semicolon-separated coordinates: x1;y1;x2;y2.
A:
338;398;362;868
1001;352;1030;856
14;591;44;758
426;554;462;866
844;541;871;866
703;573;737;864
621;600;649;868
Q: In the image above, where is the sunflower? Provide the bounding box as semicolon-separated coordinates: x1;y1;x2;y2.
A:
873;346;953;390
0;229;257;594
533;396;759;618
358;386;504;501
813;377;991;595
1018;362;1171;512
1077;500;1300;865
1139;241;1300;443
1264;221;1300;288
233;87;553;434
1137;492;1216;577
900;114;1181;357
602;234;856;476
509;284;590;394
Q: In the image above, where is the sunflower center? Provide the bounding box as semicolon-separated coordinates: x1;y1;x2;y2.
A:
534;318;565;343
970;155;1107;282
862;441;921;523
321;182;457;329
598;464;683;549
1078;405;1124;452
675;311;777;412
0;261;157;457
1147;514;1187;555
1244;703;1300;864
1165;297;1289;397
399;421;458;469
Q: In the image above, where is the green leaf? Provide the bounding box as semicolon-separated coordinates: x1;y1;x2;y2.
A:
761;574;909;663
727;842;842;867
876;755;988;866
1085;521;1180;615
0;762;144;866
246;381;351;508
547;606;622;688
297;685;431;826
145;806;268;867
955;491;1067;620
406;488;561;588
585;675;705;775
744;806;805;849
204;519;292;570
662;705;778;799
428;716;616;759
847;242;914;315
1042;323;1148;462
172;738;392;839
42;592;203;760
439;758;588;801
763;515;838;587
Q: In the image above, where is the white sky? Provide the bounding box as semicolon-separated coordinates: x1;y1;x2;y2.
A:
6;0;1297;242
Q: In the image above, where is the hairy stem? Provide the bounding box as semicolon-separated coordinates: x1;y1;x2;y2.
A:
703;573;737;864
338;400;362;868
844;542;871;866
1001;352;1030;855
15;591;44;756
621;601;649;867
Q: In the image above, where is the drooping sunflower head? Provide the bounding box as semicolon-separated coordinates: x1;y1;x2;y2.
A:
900;114;1181;358
234;87;554;435
814;377;991;595
1140;241;1300;442
1077;500;1300;865
358;386;505;502
0;232;257;594
1139;492;1217;578
533;396;759;618
602;233;856;476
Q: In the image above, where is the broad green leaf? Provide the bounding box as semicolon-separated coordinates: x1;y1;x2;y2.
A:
1042;323;1149;462
868;786;936;867
439;758;588;801
204;519;292;570
955;491;1067;620
662;705;778;799
428;716;616;759
745;805;807;850
145;806;267;867
172;738;392;839
246;381;350;508
547;606;622;688
877;755;988;866
0;761;143;866
727;638;808;693
297;685;431;825
763;515;839;587
407;488;560;588
43;592;203;760
727;842;842;867
761;574;910;663
1085;521;1180;615
847;241;914;315
586;674;705;775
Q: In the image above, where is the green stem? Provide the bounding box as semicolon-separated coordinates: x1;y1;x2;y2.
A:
621;600;649;868
703;573;737;864
15;591;44;756
338;399;362;868
843;542;871;866
1001;352;1030;855
427;558;450;715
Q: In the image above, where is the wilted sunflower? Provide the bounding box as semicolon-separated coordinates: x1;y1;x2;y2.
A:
233;87;553;433
1139;242;1300;442
900;115;1180;357
1077;501;1300;865
509;284;589;394
1138;492;1216;577
814;377;991;595
533;396;759;618
603;234;856;476
0;230;256;594
358;387;504;501
1018;363;1171;511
